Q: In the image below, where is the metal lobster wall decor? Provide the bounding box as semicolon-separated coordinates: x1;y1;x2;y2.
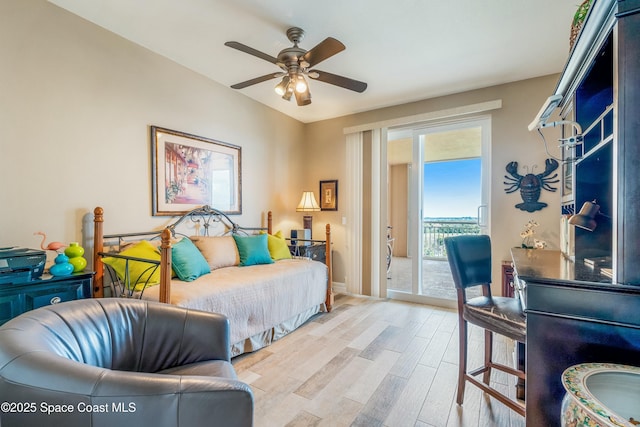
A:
504;158;559;212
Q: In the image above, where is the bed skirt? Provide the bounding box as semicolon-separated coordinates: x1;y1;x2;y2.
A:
231;303;325;357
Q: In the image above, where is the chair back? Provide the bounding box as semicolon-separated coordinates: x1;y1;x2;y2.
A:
0;299;231;373
445;235;492;292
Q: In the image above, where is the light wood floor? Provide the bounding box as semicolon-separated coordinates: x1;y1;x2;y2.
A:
232;294;526;427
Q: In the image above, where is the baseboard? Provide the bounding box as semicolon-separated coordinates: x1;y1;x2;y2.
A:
332;281;346;294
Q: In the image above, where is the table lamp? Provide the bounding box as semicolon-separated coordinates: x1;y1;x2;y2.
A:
296;191;320;236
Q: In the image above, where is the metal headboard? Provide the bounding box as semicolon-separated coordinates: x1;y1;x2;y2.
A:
166;205;267;238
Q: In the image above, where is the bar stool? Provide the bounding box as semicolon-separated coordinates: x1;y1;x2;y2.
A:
444;235;526;416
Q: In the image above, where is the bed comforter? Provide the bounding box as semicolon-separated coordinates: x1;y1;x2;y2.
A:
141;258;328;355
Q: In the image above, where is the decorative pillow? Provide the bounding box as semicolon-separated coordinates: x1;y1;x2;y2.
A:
264;230;292;260
191;236;240;270
171;237;210;282
101;240;161;291
233;234;274;266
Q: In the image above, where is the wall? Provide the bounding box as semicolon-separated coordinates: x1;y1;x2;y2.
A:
0;0;305;265
1;0;564;295
305;75;563;293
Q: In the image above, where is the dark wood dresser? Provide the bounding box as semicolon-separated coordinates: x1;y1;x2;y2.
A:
0;272;93;325
520;1;640;424
512;248;640;427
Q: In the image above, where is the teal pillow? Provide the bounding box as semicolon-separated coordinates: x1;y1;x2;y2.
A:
171;237;211;281
233;234;274;266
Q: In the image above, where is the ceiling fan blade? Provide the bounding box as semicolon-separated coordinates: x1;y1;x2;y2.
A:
224;41;278;64
301;37;345;68
230;73;281;89
309;70;367;93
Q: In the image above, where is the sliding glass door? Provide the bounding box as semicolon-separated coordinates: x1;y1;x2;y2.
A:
386;118;490;306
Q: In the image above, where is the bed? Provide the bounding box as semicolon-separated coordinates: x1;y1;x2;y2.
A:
92;206;333;356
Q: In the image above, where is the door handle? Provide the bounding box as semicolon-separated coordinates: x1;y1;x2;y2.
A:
477;204;488;227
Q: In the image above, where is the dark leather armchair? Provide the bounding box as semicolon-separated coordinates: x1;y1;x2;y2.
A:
0;298;253;427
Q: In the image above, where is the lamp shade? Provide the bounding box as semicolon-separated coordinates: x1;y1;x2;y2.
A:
296;191;320;212
569;200;599;231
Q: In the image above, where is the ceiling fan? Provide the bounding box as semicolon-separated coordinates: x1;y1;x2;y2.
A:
225;27;367;106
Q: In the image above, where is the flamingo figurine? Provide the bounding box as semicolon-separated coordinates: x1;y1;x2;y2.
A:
34;231;66;252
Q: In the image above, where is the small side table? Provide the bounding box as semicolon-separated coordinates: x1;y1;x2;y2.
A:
501;260;515;297
0;272;93;325
502;260;525;400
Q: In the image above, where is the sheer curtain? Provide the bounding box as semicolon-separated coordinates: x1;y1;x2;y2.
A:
345;131;363;295
344;129;388;297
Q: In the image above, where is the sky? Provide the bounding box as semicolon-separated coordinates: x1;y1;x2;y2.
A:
423;158;481;218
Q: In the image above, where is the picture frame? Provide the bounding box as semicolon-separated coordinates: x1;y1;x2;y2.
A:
151;126;242;216
319;180;338;211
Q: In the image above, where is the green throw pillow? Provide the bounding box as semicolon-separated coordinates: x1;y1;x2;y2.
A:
266;230;292;260
172;237;211;281
101;240;161;291
233;234;274;266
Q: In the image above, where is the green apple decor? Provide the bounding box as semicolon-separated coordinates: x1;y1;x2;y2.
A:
64;242;87;273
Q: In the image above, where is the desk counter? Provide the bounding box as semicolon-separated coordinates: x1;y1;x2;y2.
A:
510;248;640;427
511;248;610;285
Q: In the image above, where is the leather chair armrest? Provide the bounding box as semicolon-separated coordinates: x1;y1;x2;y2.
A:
94;370;253;427
140;304;231;372
181;308;232;361
1;357;253;427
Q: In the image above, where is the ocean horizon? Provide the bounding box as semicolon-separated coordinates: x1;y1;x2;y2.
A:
423;216;478;222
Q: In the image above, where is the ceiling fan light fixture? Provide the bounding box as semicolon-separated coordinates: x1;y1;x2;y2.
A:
274;76;290;96
282;82;294;101
296;88;311;106
295;75;308;93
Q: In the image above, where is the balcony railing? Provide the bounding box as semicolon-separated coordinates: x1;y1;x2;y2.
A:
423;220;480;258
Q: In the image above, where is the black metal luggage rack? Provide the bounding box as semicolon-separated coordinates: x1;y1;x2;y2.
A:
286;238;329;264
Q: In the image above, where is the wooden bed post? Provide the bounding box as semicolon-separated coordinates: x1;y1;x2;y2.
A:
93;207;104;298
325;223;334;312
159;228;172;304
267;211;273;235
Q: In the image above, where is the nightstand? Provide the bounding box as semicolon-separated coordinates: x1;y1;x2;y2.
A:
501;260;514;297
0;272;93;325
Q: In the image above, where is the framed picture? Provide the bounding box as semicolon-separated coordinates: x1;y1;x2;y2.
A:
151;126;242;216
319;180;338;211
